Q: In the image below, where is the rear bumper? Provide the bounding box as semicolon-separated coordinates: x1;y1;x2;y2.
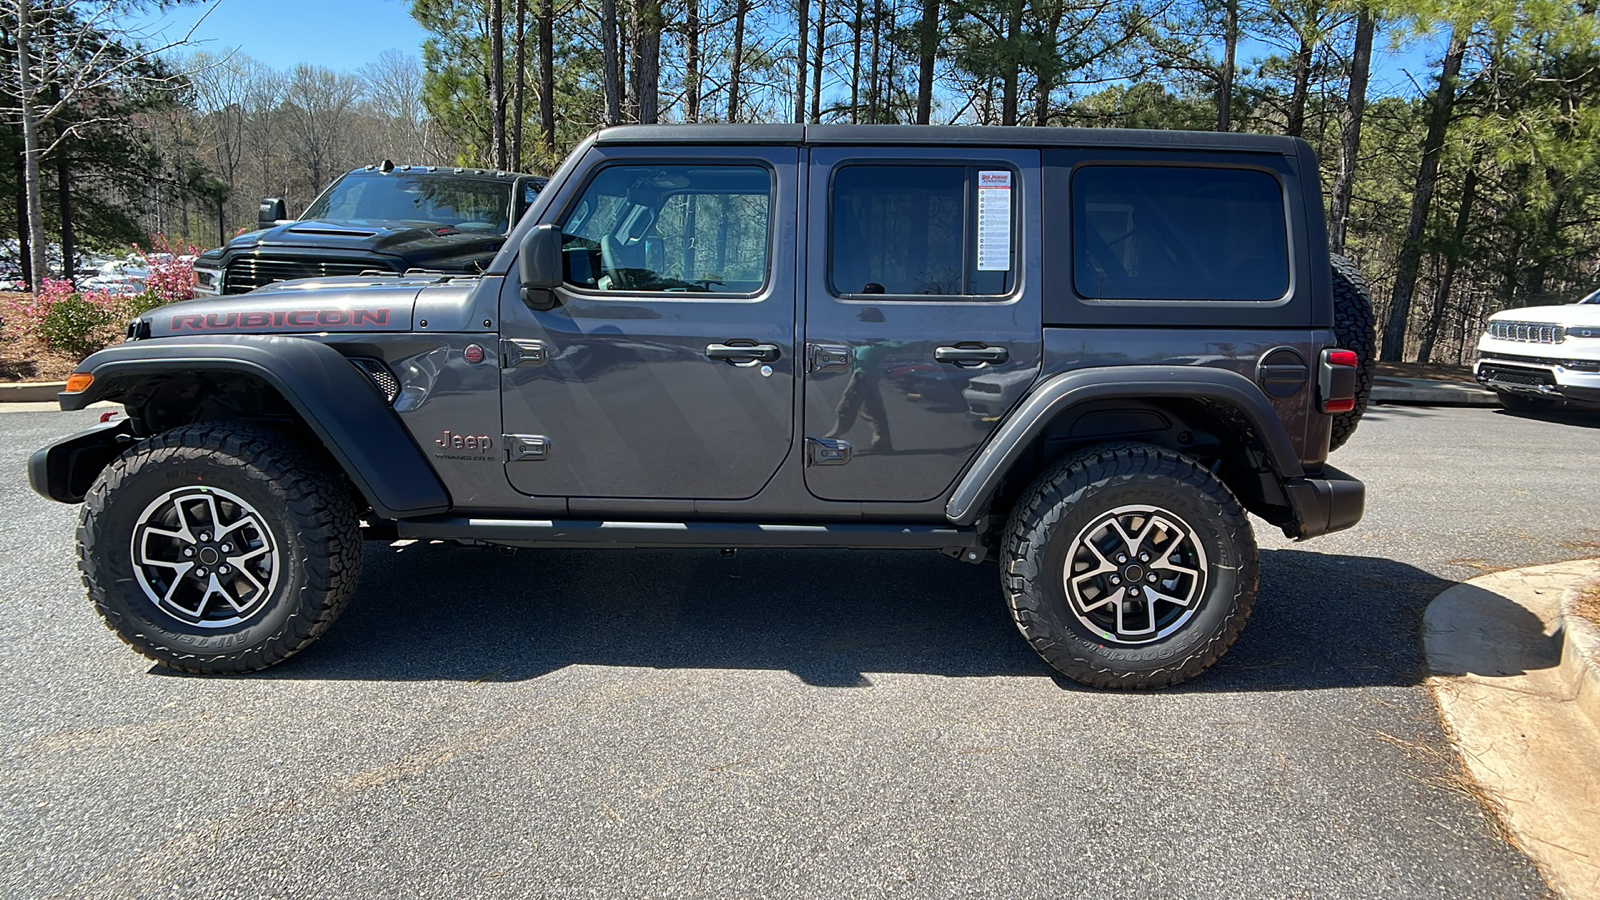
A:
1282;464;1364;540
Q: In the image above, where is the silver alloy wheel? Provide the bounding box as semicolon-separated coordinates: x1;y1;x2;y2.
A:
1062;504;1208;644
129;486;280;628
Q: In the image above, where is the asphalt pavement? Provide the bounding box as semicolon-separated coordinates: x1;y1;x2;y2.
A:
3;403;1598;899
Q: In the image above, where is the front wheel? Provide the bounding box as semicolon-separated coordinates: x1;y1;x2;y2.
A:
1001;443;1259;689
77;423;363;674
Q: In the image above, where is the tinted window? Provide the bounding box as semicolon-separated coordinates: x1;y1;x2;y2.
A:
830;166;1014;297
303;173;514;232
1072;166;1289;302
561;165;771;294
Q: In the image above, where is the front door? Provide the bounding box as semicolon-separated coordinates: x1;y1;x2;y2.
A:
500;147;798;499
802;147;1043;502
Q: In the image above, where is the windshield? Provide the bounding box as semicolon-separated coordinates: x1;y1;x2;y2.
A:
1581;287;1600;304
301;173;514;233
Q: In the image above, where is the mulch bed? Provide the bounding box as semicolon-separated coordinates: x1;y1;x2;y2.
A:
1374;361;1477;385
0;290;98;383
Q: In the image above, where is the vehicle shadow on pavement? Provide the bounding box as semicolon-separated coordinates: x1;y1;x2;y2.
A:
1493;407;1600;429
234;543;1458;692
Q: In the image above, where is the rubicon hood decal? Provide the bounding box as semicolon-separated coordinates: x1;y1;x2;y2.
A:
148;281;423;337
169;307;393;333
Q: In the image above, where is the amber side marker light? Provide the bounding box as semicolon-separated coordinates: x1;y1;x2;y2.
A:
64;373;94;393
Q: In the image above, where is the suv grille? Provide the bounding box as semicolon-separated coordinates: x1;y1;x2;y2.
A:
224;257;397;293
1487;321;1566;344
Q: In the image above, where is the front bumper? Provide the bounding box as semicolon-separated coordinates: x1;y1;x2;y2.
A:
1475;348;1600;408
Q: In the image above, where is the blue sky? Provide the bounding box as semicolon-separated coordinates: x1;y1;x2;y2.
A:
127;0;429;71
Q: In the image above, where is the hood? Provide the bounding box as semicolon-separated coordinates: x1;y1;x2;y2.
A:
142;275;446;337
1486;303;1600;328
227;218;509;270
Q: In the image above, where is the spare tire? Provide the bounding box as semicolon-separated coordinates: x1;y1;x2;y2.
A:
1329;254;1376;451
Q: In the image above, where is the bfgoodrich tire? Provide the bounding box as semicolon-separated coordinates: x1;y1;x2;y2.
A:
1330;254;1377;451
1001;443;1259;689
77;423;363;674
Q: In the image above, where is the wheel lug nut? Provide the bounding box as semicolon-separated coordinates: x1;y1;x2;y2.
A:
1117;554;1128;563
1139;553;1150;562
200;533;210;542
195;567;207;577
219;565;230;574
1148;574;1157;582
1110;576;1121;585
183;547;195;557
220;544;231;553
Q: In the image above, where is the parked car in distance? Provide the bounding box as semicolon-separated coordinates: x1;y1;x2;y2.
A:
193;161;547;296
1476;287;1600;412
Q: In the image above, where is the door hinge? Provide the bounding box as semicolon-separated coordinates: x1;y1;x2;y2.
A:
504;434;551;462
807;342;851;373
805;437;852;466
502;338;549;368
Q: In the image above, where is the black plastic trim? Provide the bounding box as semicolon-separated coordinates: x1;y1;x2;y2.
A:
29;418;134;503
397;516;978;550
60;335;451;518
1281;464;1365;539
946;366;1307;525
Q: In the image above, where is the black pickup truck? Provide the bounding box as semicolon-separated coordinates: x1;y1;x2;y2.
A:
33;125;1373;689
193;163;548;295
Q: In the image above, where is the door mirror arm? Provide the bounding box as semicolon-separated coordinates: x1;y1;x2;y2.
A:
518;223;563;311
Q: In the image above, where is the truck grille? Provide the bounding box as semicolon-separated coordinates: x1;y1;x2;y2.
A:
1478;363;1557;388
1487;321;1566;344
223;257;397;294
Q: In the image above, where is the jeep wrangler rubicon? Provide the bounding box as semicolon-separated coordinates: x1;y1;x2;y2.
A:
31;125;1372;689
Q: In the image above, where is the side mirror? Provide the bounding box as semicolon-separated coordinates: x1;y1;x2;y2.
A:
518;223;563;310
258;198;286;230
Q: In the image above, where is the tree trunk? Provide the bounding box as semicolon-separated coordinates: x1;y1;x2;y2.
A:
17;0;47;289
915;0;938;123
539;0;556;149
639;0;660;122
56;143;73;286
1001;0;1021;125
13;150;30;289
1381;29;1466;362
868;0;881;122
491;0;507;169
728;0;748;121
795;0;810;123
686;0;702;121
1286;37;1312;136
1330;5;1373;254
811;0;826;122
1218;0;1238;132
512;0;526;169
602;0;622;124
1418;166;1477;363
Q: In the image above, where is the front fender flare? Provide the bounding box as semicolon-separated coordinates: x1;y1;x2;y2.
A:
945;366;1306;526
60;335;451;519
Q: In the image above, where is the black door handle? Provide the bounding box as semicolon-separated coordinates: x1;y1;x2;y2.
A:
706;342;781;362
935;345;1009;365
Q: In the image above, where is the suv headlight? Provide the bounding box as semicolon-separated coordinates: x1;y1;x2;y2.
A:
194;263;221;295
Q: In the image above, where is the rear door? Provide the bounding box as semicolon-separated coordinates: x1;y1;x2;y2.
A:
499;145;798;499
802;146;1043;502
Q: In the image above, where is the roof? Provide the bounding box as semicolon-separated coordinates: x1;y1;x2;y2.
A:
348;164;545;180
591;123;1301;154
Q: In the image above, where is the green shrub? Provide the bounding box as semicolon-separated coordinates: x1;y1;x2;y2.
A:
38;295;119;359
119;291;168;318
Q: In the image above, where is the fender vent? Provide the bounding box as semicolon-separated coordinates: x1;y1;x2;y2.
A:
348;357;400;403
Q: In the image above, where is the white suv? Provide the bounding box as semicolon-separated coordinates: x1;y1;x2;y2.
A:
1476;288;1600;411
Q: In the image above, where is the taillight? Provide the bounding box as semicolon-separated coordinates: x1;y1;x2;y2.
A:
1319;349;1358;415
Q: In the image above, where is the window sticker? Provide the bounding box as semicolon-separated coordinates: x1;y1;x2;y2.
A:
976;170;1012;271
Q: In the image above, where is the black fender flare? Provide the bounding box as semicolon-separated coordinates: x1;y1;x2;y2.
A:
945;366;1307;526
56;335;451;519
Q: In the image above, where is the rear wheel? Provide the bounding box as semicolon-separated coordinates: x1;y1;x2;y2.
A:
1001;443;1258;689
78;423;363;674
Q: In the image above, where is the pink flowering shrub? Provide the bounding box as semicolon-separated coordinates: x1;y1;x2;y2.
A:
139;234;200;306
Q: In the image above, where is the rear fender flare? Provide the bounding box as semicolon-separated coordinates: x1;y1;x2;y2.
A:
946;366;1305;525
59;335;451;519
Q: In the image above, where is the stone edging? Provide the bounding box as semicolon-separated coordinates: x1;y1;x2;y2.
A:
1561;582;1600;731
0;381;64;402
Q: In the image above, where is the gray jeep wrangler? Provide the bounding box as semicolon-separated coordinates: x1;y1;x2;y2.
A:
31;125;1371;689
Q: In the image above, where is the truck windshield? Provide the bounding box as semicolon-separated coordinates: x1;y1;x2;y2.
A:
1581;288;1600;304
302;173;513;233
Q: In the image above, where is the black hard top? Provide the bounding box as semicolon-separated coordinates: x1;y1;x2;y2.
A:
592;123;1302;154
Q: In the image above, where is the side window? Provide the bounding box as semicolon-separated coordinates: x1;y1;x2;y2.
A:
829;165;1015;297
560;164;772;294
1072;165;1290;302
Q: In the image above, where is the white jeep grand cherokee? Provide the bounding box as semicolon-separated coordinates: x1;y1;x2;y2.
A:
1476;288;1600;411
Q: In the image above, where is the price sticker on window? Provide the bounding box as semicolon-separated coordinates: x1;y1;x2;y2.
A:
976;170;1012;271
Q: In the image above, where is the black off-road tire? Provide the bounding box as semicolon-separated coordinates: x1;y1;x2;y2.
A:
1329;254;1377;451
1000;443;1259;689
1495;391;1558;413
78;423;363;674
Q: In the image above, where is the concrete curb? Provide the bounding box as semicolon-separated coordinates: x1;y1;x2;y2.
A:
1424;559;1600;899
0;381;63;402
1371;376;1497;407
1561;583;1600;732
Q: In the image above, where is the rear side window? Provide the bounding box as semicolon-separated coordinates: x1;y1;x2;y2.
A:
1072;166;1289;302
830;165;1015;297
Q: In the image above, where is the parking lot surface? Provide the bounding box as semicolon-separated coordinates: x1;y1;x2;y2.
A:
3;404;1597;898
